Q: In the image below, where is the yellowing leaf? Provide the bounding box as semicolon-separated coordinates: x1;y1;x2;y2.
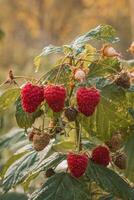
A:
0;88;20;111
34;55;41;72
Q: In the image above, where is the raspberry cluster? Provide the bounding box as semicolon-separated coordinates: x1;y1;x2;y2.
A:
21;83;44;113
77;87;100;117
67;153;89;178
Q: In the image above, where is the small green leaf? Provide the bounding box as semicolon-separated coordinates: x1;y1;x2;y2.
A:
15;98;42;129
29;173;90;200
53;141;75;152
86;161;134;200
0;88;20;111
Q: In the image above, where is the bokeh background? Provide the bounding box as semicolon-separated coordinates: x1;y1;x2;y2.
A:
0;0;134;81
0;0;134;133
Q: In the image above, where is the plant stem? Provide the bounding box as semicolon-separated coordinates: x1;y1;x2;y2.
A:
75;119;81;152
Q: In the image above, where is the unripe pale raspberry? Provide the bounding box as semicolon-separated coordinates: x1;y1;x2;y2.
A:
21;83;44;113
76;87;100;117
91;146;110;167
67;153;89;178
44;85;66;112
74;69;86;82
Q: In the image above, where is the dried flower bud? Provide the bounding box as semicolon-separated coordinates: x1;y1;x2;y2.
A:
101;44;121;58
128;42;134;54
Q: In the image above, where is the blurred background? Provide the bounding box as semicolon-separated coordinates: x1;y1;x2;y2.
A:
0;0;134;133
0;0;134;82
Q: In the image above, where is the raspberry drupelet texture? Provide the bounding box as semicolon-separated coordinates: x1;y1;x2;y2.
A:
44;85;66;112
76;87;100;117
21;83;44;113
67;153;89;178
91;146;110;167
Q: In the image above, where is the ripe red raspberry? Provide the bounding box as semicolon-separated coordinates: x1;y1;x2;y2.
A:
91;146;110;167
76;87;100;117
21;83;44;113
67;153;89;178
44;85;66;112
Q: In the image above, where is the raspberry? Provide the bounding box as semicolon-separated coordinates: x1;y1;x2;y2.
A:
44;85;66;112
33;133;50;151
21;83;44;113
67;153;89;178
91;146;110;167
45;168;55;178
115;71;130;89
76;87;100;117
114;153;127;170
64;107;78;121
105;133;122;152
28;131;36;142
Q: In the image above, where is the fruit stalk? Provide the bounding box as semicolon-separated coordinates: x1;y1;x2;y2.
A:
75;119;82;152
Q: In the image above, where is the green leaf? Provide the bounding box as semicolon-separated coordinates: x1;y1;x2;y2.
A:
53;141;75;153
1;151;28;177
125;130;134;181
15;98;42;129
40;45;63;56
0;129;26;151
0;192;28;200
2;150;39;192
99;195;116;200
71;25;119;50
29;173;90;200
128;108;134;119
23;153;66;190
0;88;20;111
89;58;121;77
86;161;134;200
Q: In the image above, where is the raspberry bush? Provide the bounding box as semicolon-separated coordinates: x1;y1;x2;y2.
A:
0;24;134;199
